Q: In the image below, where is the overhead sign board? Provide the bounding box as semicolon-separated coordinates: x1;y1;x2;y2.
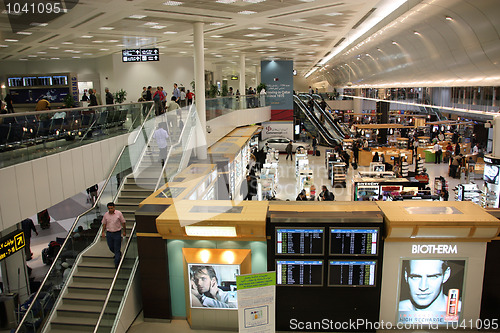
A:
231;76;239;80
0;230;25;262
122;48;160;62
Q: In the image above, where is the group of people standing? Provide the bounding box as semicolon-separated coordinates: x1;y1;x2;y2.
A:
145;84;194;116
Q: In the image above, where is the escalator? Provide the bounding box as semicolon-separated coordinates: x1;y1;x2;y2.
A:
299;94;350;139
419;105;447;121
294;95;340;146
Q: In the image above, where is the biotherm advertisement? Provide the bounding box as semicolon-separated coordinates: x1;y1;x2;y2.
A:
397;259;466;325
189;264;239;309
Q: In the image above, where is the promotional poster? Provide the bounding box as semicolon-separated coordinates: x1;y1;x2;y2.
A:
189;264;239;309
398;259;465;325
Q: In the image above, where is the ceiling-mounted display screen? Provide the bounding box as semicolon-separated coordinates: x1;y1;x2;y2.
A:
330;228;378;256
122;48;159;62
276;260;323;286
276;228;324;255
328;260;377;287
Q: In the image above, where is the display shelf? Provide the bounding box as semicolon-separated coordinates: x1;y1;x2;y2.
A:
297;169;314;197
417;136;430;147
259;163;279;200
295;153;309;177
342;139;354;151
396;138;409;149
455;183;481;204
415;157;424;174
331;162;346;187
401;161;409;177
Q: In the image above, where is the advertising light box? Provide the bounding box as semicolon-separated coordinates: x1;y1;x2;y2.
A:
188;264;239;309
397;259;466;325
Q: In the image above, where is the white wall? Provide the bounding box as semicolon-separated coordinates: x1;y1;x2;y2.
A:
0;134;128;231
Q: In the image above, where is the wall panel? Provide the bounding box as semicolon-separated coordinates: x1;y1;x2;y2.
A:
59;151;76;199
71;148;85;192
0;167;21;229
82;145;95;188
15;162;37;219
32;157;51;212
46;154;64;205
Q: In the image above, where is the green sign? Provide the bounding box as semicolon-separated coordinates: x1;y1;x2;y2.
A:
236;272;276;290
0;230;25;262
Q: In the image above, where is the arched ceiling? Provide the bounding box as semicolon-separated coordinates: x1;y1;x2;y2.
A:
310;0;500;87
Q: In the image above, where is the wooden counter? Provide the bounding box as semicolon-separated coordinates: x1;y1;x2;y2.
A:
226;125;261;137
377;201;500;242
156;200;268;241
358;147;413;166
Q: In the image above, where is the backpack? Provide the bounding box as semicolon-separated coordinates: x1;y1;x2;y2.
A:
153;93;160;101
328;192;335;201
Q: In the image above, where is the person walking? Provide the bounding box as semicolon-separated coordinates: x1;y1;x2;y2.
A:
101;202;126;268
153;122;169;166
285;140;293;161
312;136;318;156
21;218;38;261
105;87;114;105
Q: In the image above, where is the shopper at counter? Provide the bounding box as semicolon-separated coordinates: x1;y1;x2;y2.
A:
433;142;442;164
296;190;308;201
285;141;293;161
372;152;380;163
244;175;257;200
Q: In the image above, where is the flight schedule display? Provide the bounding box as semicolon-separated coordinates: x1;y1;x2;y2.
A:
276;260;323;286
276;228;324;255
330;228;378;255
328;260;377;287
122;48;159;62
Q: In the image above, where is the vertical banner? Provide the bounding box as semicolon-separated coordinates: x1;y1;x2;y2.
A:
261;60;293;122
70;73;79;105
237;272;276;333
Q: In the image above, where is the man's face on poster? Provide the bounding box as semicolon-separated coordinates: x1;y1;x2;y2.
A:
405;260;450;309
193;268;214;294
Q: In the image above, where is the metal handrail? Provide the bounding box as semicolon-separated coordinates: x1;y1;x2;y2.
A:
92;223;137;333
14;103;155;333
0;101;153;118
154;105;197;191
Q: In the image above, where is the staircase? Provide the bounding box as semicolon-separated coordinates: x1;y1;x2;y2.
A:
43;109;193;333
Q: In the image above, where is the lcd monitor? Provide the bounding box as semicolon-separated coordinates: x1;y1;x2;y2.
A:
276;228;324;255
329;228;379;256
276;260;323;286
328;260;377;287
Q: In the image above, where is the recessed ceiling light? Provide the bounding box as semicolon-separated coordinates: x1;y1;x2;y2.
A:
100;48;109;51
30;22;48;27
151;25;166;29
19;58;28;61
50;57;60;60
81;35;93;38
72;56;81;59
164;31;178;34
16;31;32;35
291;18;305;22
184;41;193;43
5;39;18;42
210;22;224;26
445;16;452;21
99;27;114;30
243;0;266;3
326;12;341;16
64;50;74;52
414;31;420;35
28;55;37;57
216;0;236;3
72;50;81;53
83;53;93;55
158;46;166;48
248;27;263;30
129;15;147;19
163;1;183;5
227;43;236;46
321;23;335;27
62;42;73;45
92;40;104;43
238;11;256;15
37;51;46;54
107;40;119;43
211;35;223;38
215;55;223;57
144;22;158;26
244;34;256;37
299;0;315;2
392;41;398;45
179;51;187;54
0;45;8;48
255;39;268;42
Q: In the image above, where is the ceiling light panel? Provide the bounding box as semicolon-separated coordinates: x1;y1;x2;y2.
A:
163;1;183;5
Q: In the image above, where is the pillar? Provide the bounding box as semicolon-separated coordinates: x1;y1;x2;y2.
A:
193;22;207;160
493;115;500;157
239;54;246;96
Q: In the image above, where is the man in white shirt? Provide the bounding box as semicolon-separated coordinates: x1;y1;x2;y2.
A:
101;202;126;268
153;122;169;166
433;142;442;164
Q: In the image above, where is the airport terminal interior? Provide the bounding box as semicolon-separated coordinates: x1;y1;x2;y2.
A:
0;0;500;332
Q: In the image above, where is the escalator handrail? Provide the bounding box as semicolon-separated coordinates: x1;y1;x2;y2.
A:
303;93;349;138
14;103;155;333
294;96;338;146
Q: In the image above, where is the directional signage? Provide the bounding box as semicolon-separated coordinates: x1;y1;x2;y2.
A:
0;230;25;262
122;48;160;62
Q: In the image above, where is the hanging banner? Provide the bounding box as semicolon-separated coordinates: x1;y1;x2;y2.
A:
261;60;293;121
70;73;79;105
262;121;293;140
237;272;276;333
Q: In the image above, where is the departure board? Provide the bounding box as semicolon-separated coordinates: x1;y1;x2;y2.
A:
276;260;323;286
276;228;324;255
328;260;377;287
122;48;159;62
329;228;378;255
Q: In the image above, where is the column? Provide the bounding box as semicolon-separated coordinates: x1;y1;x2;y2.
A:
193;22;207;160
493;115;500;157
255;65;260;88
239;54;246;105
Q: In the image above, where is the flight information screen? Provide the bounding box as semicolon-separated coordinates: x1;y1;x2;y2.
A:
330;228;378;255
276;228;324;255
122;48;159;62
276;260;323;286
328;260;377;287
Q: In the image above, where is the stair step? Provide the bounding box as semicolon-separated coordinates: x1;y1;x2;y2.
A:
57;308;100;319
74;268;115;279
116;197;144;205
60;302;119;314
51;315;98;327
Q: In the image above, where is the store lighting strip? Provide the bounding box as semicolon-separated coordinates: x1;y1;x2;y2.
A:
185;226;237;237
